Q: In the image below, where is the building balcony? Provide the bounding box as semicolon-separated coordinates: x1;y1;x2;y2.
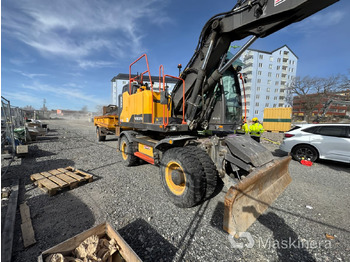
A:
245;54;253;60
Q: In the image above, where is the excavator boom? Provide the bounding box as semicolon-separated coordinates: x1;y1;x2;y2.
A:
172;0;339;127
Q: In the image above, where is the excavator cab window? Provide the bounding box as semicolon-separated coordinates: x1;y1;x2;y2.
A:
222;70;241;123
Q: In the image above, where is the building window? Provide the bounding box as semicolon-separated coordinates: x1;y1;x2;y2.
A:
255;102;259;106
276;73;280;78
259;55;263;59
258;63;263;68
270;56;273;62
255;110;259;114
268;72;272;77
275;81;279;85
256;95;260;99
258;71;262;75
267;80;271;85
266;88;270;92
269;64;273;69
274;89;279;93
277;58;281;63
265;103;269;107
257;79;262;83
274;96;278;100
122;81;127;84
273;104;277;108
266;95;270;100
277;66;280;70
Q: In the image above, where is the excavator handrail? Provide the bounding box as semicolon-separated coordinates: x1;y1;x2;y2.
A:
129;54;154;94
159;65;169;127
129;54;155;123
163;74;186;125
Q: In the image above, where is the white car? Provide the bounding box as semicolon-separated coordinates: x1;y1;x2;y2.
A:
279;123;350;163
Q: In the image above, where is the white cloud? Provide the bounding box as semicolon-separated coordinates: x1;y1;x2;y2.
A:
2;0;172;62
77;60;117;69
21;82;104;104
12;69;47;79
308;10;344;27
289;10;345;33
1;91;43;107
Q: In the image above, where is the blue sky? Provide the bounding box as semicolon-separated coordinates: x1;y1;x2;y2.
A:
1;0;349;111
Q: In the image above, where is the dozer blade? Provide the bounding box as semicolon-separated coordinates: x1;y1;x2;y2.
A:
223;156;292;236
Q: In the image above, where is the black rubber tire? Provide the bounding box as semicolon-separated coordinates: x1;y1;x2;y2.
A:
187;146;218;200
291;144;318;162
120;136;138;166
160;147;206;208
96;127;106;142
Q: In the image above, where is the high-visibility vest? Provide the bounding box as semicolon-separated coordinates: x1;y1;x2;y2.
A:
242;123;249;134
249;123;264;137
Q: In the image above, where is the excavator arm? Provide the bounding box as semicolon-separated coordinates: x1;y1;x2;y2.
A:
171;0;338;129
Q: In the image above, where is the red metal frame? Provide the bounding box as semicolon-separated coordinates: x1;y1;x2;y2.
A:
239;73;247;122
159;65;170;127
129;54;154;123
134;152;154;165
128;55;187;127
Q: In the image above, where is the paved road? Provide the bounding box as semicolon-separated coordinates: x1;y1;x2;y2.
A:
2;119;349;262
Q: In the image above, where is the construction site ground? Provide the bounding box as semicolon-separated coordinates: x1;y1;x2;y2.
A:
1;119;349;262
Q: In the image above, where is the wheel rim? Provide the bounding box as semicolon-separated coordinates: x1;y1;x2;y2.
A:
165;161;186;195
121;141;128;160
296;147;314;161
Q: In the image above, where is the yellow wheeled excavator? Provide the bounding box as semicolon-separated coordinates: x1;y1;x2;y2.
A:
114;0;338;235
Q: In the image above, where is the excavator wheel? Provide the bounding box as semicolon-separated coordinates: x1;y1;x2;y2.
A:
160;147;206;208
120;136;138;166
186;146;218;200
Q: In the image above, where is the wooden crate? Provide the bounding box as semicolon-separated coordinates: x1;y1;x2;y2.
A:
38;222;141;262
30;166;93;196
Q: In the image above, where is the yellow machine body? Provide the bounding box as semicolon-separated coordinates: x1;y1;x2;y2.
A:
120;89;170;125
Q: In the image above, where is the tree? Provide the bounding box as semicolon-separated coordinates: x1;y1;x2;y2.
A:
95;105;104;115
290;74;345;123
22;105;35;110
81;105;88;113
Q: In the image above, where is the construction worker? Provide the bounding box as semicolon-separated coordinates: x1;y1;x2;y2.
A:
236;116;249;134
242;117;249;134
249;117;264;142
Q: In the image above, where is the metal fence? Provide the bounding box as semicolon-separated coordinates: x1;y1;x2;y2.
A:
1;96;26;155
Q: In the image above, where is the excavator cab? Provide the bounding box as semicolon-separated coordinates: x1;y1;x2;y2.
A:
207;67;242;131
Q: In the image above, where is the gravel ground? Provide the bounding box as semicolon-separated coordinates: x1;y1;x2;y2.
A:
1;119;349;262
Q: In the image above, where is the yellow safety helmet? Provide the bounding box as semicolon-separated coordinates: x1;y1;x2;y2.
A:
252;117;258;122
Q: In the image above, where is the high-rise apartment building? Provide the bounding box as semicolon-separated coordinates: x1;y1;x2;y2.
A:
240;45;298;121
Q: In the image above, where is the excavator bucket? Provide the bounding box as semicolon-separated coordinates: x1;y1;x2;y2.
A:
223;156;292;236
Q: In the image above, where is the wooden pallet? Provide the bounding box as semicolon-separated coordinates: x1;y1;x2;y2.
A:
30;167;93;196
